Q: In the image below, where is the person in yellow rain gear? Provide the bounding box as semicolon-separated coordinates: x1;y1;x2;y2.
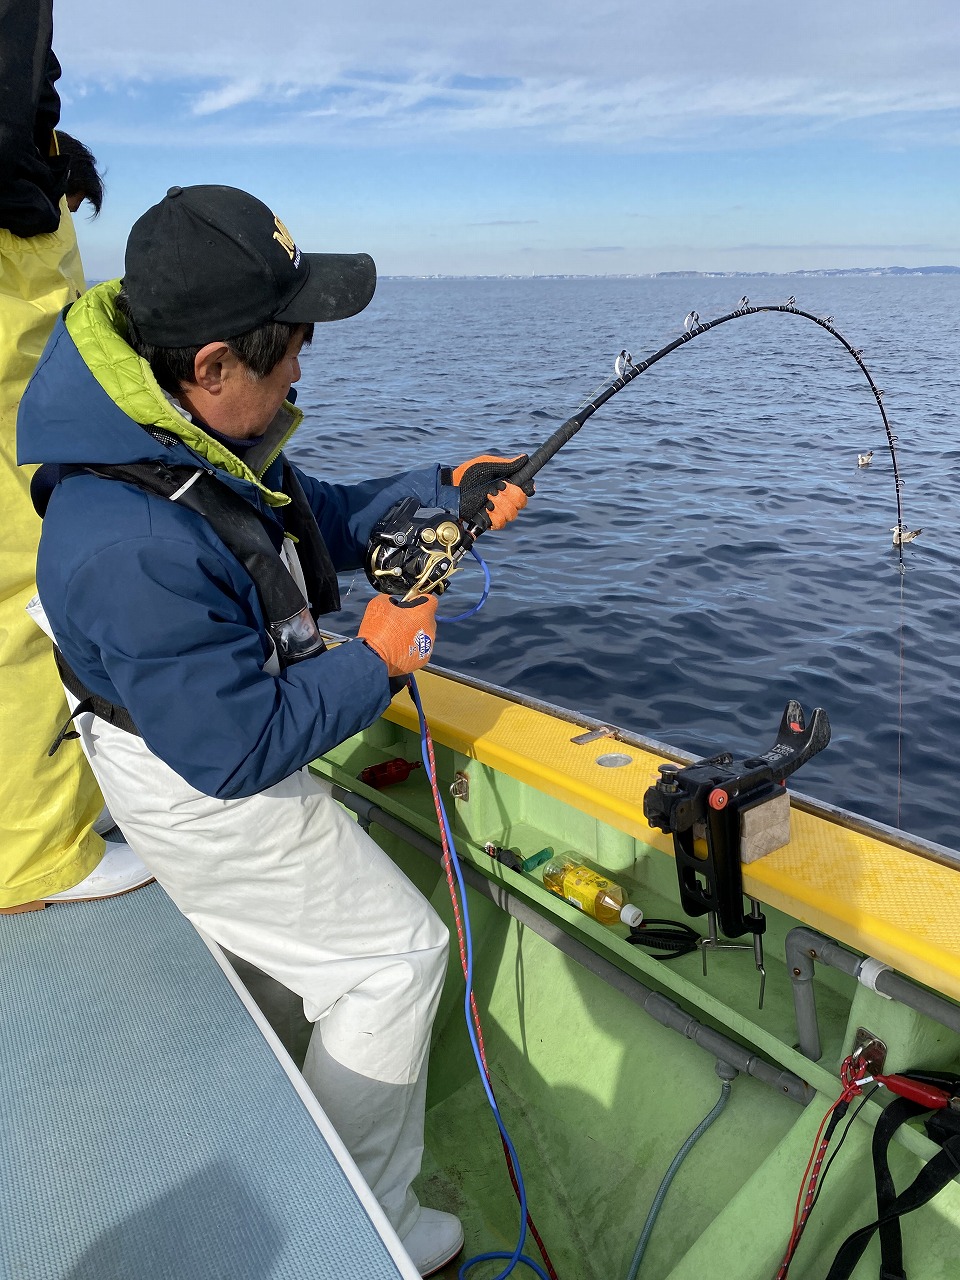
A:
0;0;150;909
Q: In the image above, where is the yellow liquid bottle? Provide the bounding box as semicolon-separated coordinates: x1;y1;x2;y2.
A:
542;855;642;928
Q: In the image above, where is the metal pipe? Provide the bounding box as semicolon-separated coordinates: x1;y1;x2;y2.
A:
788;938;822;1062
332;784;814;1106
786;926;960;1062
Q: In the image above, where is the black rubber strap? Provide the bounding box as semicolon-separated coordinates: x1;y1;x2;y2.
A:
825;1093;960;1280
51;645;140;745
874;1096;919;1280
827;1139;960;1279
47;695;95;756
280;459;340;616
92;463;311;628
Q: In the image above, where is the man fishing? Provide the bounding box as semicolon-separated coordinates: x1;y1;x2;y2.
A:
17;182;531;1277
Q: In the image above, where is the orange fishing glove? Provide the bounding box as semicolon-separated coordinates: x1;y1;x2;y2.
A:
358;593;438;677
452;454;534;530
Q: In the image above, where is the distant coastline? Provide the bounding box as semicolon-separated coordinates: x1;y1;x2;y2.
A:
382;265;960;281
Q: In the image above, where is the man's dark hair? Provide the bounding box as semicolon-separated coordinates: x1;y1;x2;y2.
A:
115;286;313;396
55;131;104;216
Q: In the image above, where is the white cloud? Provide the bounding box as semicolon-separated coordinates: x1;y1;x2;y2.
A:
64;75;960;153
53;0;960;149
191;78;266;116
55;0;960;82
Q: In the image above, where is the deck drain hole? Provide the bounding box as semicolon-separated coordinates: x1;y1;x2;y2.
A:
596;753;632;768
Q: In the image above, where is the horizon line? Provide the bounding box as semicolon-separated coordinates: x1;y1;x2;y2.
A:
376;265;960;280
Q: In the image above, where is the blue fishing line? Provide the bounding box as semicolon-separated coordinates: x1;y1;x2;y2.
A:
408;676;549;1280
436;546;491;622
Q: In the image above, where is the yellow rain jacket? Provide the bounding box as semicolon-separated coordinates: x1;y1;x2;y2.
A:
0;206;104;907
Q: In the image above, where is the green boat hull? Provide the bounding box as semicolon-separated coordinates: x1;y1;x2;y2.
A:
281;670;960;1280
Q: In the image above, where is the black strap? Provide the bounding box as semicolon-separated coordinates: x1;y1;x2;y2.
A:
48;695;95;755
826;1083;960;1280
85;460;340;666
875;1097;915;1280
49;646;140;751
280;459;340;616
90;462;313;629
33;458;341;626
39;456;340;745
30;462;81;517
826;1137;960;1279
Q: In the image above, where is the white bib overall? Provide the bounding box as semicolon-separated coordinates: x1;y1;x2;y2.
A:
28;594;448;1237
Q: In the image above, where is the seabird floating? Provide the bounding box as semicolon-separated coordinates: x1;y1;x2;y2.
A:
858;451;873;467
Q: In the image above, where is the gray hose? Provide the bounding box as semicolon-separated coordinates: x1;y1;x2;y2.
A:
625;1062;737;1280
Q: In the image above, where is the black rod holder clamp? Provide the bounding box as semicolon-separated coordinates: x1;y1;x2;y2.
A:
643;700;831;939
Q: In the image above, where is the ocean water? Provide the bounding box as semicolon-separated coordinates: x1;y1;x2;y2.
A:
287;275;960;849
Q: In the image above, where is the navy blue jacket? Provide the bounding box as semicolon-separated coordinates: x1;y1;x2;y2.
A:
17;281;458;798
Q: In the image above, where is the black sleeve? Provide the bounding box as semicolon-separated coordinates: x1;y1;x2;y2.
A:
0;0;68;237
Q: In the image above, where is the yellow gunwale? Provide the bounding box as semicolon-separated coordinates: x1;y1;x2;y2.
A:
384;665;960;1003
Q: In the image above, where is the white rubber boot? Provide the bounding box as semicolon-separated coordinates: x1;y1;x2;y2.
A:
44;840;154;903
400;1208;464;1277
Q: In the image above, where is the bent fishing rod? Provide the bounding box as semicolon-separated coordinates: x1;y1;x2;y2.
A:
365;297;906;599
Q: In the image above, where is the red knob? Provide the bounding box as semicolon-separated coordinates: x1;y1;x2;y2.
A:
708;788;728;811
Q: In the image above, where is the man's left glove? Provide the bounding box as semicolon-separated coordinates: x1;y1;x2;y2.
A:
453;454;534;530
358;593;438;677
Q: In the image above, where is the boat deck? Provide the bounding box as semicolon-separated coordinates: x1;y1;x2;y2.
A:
0;881;418;1280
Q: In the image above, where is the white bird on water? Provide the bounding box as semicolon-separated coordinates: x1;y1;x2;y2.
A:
891;526;922;545
857;451;873;467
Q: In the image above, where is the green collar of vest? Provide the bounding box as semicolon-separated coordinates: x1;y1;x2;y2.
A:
64;279;304;506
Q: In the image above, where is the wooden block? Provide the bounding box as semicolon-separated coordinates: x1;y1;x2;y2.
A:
740;792;791;864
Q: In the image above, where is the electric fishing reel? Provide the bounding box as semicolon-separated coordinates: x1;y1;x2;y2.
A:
365;496;474;598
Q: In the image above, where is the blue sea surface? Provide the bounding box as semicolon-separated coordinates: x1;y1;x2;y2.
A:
288;275;960;849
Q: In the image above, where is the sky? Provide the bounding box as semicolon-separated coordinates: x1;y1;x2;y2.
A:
52;0;960;278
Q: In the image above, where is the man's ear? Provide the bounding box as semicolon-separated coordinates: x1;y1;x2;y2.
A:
191;342;233;393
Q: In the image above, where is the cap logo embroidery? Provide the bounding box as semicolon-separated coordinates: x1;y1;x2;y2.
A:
272;216;301;268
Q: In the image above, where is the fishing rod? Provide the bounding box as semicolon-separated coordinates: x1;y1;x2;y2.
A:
364;297;906;598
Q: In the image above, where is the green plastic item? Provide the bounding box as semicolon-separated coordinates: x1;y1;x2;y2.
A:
521;845;554;872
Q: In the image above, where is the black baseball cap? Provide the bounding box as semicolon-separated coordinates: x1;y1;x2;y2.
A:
123;184;376;346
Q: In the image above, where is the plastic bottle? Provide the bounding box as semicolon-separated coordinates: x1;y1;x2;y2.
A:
542;854;643;928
